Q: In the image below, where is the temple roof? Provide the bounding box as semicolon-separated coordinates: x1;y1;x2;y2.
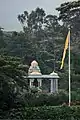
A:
31;60;38;66
50;71;58;76
28;60;42;75
28;74;59;79
28;60;59;78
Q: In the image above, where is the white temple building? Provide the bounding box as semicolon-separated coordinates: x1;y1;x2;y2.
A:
27;60;59;93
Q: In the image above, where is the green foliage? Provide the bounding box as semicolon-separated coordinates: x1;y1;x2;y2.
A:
0;105;25;119
19;90;80;107
0;55;28;110
17;7;64;73
30;87;39;94
25;106;80;119
18;7;46;31
1;105;80;119
22;90;68;107
72;89;80;102
56;0;80;32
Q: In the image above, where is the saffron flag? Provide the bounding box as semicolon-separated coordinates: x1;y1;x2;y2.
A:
60;30;70;69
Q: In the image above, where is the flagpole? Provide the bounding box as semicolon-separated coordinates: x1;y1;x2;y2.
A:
68;27;71;106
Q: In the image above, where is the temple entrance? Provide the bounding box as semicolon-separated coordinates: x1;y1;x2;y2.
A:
33;78;38;87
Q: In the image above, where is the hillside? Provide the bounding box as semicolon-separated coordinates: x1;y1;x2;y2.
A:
0;2;80;91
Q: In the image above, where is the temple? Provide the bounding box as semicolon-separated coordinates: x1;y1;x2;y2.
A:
27;60;59;93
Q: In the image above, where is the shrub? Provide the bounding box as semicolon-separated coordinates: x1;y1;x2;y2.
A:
24;90;68;107
25;106;80;119
30;86;39;94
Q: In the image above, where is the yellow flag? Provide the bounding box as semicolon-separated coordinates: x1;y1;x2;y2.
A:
60;30;70;69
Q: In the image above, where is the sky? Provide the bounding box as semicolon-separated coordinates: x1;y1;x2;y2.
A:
0;0;74;31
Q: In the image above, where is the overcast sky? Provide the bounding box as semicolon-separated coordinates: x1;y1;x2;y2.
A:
0;0;74;31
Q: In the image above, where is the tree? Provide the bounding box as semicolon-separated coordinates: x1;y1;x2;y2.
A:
0;55;28;110
18;8;45;32
43;15;63;71
56;0;80;36
56;0;80;90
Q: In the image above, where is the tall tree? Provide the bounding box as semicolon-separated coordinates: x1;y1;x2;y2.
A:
18;8;45;33
43;15;63;71
18;8;46;67
56;0;80;36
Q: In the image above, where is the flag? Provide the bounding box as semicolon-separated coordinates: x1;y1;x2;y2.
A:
60;30;70;69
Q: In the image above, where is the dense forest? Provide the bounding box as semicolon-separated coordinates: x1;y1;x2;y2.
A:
0;0;80;119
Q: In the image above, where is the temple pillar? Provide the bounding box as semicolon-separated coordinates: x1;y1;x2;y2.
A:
55;79;58;92
37;79;42;87
50;79;54;93
50;79;57;93
30;79;34;88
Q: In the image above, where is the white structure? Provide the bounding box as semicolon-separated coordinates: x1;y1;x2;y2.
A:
28;60;42;88
28;60;59;93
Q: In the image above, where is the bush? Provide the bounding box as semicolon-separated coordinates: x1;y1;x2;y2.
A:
30;86;39;94
24;90;68;107
1;105;80;119
24;90;80;107
25;106;80;119
0;105;24;119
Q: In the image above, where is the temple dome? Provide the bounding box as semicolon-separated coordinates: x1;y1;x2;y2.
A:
31;60;38;66
28;60;42;75
30;72;42;75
